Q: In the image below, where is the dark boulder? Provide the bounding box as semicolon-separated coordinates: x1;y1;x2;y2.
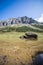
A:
32;51;43;65
25;33;38;40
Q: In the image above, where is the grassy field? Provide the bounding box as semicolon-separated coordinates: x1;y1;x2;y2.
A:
0;31;43;65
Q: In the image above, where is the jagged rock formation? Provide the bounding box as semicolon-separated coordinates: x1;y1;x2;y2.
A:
0;16;38;26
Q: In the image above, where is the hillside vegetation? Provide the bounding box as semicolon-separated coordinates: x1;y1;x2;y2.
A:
32;24;43;29
0;25;43;33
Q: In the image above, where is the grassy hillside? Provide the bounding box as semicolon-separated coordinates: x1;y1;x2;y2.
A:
0;25;43;65
32;24;43;29
0;25;43;33
15;26;43;32
0;31;43;65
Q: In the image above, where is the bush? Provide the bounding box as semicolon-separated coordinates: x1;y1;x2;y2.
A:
16;26;29;32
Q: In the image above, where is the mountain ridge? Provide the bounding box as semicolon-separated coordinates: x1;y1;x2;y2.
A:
0;16;38;26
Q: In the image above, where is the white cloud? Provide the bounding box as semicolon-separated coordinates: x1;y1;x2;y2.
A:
35;14;43;22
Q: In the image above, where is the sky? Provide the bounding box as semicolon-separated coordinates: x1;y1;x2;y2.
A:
0;0;43;21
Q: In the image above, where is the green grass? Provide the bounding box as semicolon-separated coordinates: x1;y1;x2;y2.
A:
0;26;43;33
16;26;43;32
32;24;43;29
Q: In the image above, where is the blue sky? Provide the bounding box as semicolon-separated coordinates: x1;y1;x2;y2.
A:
0;0;43;20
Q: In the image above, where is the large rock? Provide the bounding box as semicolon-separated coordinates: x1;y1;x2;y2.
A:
32;54;43;65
